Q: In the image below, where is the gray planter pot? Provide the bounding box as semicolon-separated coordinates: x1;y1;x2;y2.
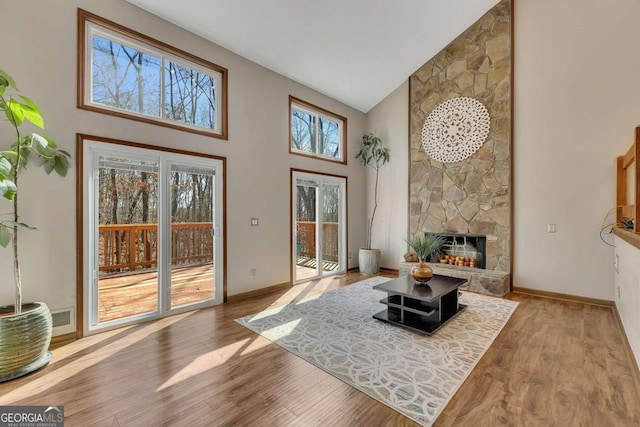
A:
359;248;381;274
0;302;53;382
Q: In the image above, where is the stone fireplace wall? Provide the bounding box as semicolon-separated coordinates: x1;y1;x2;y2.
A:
409;0;512;274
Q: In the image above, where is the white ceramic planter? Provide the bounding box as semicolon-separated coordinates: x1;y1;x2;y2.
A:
358;248;381;274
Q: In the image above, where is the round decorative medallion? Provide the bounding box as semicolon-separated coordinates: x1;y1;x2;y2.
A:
421;97;490;163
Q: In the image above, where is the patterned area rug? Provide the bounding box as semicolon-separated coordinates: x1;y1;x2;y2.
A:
235;276;519;426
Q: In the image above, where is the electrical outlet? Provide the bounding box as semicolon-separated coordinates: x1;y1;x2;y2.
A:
547;224;556;233
348;252;352;260
614;254;619;273
617;286;621;299
250;268;256;277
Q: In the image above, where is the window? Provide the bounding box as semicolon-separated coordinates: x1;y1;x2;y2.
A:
289;96;347;164
78;9;228;139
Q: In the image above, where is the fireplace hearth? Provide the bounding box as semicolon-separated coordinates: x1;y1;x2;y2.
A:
400;232;507;295
427;233;487;269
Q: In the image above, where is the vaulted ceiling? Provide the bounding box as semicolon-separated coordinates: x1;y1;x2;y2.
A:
127;0;500;113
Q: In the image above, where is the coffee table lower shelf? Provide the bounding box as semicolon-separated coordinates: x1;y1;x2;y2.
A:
373;304;467;335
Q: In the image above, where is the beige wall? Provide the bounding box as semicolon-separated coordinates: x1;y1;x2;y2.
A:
366;0;640;300
365;81;409;268
514;0;640;299
0;0;367;319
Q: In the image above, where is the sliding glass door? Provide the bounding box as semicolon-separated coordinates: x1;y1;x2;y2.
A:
95;154;160;323
168;163;216;309
292;171;346;283
83;140;224;333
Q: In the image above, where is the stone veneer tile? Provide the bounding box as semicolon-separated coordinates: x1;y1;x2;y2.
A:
409;0;512;276
398;262;510;296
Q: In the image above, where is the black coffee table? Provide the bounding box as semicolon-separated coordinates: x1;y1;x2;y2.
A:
373;274;468;335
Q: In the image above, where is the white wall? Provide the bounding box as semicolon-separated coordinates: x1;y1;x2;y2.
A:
513;0;640;299
365;81;409;268
614;237;640;367
0;0;367;320
368;0;640;299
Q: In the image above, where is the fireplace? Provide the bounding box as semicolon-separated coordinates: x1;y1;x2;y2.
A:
426;233;486;269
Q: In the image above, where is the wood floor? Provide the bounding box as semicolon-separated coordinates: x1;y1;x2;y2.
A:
2;271;639;426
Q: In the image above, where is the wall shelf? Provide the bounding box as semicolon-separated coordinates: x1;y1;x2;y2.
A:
614;228;640;251
616;127;640;233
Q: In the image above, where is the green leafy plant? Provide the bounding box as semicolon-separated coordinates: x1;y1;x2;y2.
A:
406;234;445;261
0;69;71;314
356;133;390;249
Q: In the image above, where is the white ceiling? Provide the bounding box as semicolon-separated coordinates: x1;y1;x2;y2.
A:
127;0;500;113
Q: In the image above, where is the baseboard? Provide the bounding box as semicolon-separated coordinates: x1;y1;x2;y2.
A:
613;304;640;396
512;286;614;307
49;332;77;348
227;281;292;303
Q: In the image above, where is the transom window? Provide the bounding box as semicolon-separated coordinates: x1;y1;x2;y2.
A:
289;96;347;164
78;9;228;139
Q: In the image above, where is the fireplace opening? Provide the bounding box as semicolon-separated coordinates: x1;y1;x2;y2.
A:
426;232;487;269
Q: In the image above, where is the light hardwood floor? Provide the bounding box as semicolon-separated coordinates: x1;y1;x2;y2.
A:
1;271;639;426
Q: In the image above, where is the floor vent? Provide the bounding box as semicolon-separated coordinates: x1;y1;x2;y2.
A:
51;308;75;335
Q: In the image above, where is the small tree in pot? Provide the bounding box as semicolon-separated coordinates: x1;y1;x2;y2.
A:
0;69;71;381
356;133;389;274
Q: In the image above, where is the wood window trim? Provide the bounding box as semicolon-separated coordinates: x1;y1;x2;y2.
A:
75;133;228;338
289;96;347;165
77;8;228;140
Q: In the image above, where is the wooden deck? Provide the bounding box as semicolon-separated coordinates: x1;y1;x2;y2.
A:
98;264;214;323
99;260;338;322
296;256;339;281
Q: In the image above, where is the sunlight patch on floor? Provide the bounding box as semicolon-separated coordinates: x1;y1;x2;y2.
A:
157;338;251;391
239;336;274;356
253;319;301;342
0;317;181;404
297;276;336;302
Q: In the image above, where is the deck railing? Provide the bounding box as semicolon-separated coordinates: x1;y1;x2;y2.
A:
99;222;213;273
296;221;339;261
100;221;338;274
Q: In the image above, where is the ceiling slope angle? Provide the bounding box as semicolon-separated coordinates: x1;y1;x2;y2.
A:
127;0;501;113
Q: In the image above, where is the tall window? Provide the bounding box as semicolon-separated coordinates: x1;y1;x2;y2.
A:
289;96;347;164
78;9;228;139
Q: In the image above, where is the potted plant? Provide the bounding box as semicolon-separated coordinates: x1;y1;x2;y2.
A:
0;69;71;381
406;234;445;283
356;133;390;274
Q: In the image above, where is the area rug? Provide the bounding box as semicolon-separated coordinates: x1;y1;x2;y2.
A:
235;276;518;426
